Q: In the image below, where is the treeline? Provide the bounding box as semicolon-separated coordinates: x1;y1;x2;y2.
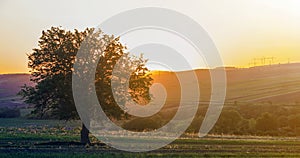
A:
188;103;300;136
123;102;300;137
3;101;300;137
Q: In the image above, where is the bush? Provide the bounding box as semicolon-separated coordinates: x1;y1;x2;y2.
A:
186;116;204;133
288;114;300;129
212;110;247;135
255;112;278;132
122;115;163;132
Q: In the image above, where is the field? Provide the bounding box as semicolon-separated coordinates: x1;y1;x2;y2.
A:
1;64;300;157
1;118;300;157
151;63;300;105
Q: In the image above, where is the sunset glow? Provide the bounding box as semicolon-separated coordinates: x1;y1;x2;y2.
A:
1;0;300;73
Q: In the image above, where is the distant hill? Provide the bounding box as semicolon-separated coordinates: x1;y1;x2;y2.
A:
225;63;300;103
0;74;32;108
151;63;300;105
1;63;299;109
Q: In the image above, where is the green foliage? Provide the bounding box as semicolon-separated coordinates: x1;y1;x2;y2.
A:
203;103;300;136
255;112;278;133
19;27;89;120
288;114;300;129
122;115;163;131
212;110;246;135
2;118;300;157
186;116;204;133
277;115;288;128
19;27;153;121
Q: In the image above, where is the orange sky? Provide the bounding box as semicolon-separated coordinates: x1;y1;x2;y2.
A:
1;0;300;73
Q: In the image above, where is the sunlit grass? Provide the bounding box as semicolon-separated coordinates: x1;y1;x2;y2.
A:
1;118;300;157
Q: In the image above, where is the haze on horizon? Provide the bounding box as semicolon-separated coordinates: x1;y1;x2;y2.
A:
1;0;300;74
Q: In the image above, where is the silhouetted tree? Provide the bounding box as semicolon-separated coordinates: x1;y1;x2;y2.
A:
19;27;153;144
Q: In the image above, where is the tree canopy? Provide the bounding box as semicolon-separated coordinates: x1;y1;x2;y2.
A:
19;27;153;143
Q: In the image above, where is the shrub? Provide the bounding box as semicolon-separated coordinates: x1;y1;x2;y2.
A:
255;112;278;132
122;115;163;132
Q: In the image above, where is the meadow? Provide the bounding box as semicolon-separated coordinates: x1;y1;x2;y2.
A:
1;64;300;157
1;118;300;157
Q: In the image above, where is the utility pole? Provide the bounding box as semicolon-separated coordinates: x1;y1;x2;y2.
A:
259;57;267;65
265;57;275;65
260;57;264;65
271;57;275;65
252;58;258;67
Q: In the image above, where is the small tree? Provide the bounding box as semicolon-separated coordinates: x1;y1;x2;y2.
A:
256;112;278;132
213;110;245;134
19;27;153;144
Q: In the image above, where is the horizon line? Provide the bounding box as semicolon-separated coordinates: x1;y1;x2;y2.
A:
1;62;299;75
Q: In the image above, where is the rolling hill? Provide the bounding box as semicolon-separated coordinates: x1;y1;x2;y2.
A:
0;63;299;109
151;63;300;105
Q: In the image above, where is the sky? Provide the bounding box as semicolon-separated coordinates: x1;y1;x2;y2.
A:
1;0;300;73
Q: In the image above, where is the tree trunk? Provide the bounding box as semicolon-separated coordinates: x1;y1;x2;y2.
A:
80;123;91;145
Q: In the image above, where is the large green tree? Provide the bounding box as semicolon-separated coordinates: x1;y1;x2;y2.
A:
19;27;153;144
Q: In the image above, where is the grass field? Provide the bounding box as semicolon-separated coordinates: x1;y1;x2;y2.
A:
1;118;300;157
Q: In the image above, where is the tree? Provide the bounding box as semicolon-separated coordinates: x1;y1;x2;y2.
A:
213;110;245;134
288;114;300;129
19;27;153;144
256;112;278;132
